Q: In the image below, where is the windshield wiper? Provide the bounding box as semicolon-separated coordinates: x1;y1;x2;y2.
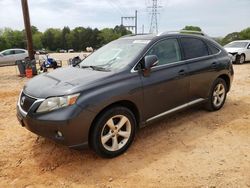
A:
81;65;110;72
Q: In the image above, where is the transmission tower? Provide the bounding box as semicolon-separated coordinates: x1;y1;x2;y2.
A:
148;0;161;34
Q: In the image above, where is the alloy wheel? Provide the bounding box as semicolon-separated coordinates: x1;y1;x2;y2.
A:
101;115;132;151
240;55;245;64
212;83;226;108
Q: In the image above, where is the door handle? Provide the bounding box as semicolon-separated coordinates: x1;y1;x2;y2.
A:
211;62;218;69
178;69;186;76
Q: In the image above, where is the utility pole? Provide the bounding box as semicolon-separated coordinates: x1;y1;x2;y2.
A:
148;0;162;34
121;10;138;34
21;0;34;60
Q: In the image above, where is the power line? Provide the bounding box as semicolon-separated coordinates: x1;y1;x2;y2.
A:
104;0;125;16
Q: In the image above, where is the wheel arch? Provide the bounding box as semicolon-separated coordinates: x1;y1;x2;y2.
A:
218;74;230;92
88;100;140;147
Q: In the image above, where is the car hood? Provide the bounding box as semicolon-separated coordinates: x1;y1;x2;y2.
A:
23;67;113;98
224;47;244;53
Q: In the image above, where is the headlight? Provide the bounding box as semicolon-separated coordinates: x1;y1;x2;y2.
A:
36;93;80;113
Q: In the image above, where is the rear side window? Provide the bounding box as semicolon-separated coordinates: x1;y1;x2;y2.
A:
15;50;25;54
180;38;209;59
146;38;181;66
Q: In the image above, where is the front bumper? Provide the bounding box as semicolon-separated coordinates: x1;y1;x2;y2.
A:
16;94;96;149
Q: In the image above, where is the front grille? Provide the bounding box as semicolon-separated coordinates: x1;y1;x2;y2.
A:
20;92;37;112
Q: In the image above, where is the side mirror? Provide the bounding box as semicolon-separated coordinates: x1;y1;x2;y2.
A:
247;45;250;49
143;55;158;76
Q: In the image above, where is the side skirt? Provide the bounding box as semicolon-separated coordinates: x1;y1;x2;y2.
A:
145;98;205;123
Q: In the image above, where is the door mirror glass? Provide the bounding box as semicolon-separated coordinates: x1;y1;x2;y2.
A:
144;55;159;70
142;55;158;76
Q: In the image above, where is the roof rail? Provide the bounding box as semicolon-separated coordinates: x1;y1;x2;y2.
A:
157;30;207;37
119;33;153;38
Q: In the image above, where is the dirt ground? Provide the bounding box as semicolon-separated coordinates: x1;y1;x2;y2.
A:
0;63;250;188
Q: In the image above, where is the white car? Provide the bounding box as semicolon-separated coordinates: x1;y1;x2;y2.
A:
224;40;250;64
0;48;28;66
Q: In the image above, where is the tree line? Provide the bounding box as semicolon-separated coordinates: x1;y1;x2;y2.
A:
0;25;250;52
0;25;131;52
182;25;250;45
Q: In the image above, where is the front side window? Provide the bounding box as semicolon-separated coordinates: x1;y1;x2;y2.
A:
2;50;14;56
180;38;209;59
146;38;181;66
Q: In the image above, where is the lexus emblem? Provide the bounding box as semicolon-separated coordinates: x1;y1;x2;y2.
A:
20;96;25;106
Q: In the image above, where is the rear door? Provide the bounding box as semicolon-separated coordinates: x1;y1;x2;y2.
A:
141;38;189;121
14;50;28;61
179;37;219;101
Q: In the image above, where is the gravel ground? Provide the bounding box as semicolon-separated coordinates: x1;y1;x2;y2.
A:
0;63;249;188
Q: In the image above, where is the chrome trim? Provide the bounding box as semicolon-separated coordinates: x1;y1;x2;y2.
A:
22;90;44;100
17;90;27;117
130;38;222;73
17;90;45;117
146;98;205;122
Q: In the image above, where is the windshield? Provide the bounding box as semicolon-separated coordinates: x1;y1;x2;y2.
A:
79;39;150;71
225;42;248;48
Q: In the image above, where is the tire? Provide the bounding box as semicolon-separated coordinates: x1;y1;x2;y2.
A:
90;107;136;158
205;78;227;111
236;54;245;64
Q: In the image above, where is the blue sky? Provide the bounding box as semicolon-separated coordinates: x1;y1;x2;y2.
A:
0;0;249;37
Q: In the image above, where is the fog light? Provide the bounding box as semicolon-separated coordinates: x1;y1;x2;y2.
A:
56;131;63;137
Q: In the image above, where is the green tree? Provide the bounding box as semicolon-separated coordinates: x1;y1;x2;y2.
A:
239;27;250;40
33;32;43;50
2;28;25;49
221;32;240;45
99;28;119;44
61;26;70;50
42;28;62;51
31;26;39;35
182;25;202;31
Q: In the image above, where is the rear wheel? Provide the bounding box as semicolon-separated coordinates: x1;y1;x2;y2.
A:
236;54;245;64
205;78;227;111
90;107;136;158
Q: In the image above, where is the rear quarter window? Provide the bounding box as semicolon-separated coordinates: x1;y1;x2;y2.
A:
207;43;220;55
180;38;209;60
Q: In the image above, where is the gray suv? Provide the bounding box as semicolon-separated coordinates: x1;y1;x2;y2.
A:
17;32;234;158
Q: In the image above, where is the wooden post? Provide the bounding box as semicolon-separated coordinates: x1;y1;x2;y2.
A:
21;0;34;60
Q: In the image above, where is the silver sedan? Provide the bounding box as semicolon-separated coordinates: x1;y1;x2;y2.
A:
224;40;250;64
0;48;28;66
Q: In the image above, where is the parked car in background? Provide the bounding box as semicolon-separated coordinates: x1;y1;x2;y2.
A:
0;48;28;66
224;40;250;64
17;31;234;158
86;47;94;52
68;49;74;53
59;49;67;53
35;49;48;55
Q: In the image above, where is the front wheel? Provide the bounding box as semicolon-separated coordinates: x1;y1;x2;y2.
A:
236;54;245;64
90;107;136;158
205;78;227;111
